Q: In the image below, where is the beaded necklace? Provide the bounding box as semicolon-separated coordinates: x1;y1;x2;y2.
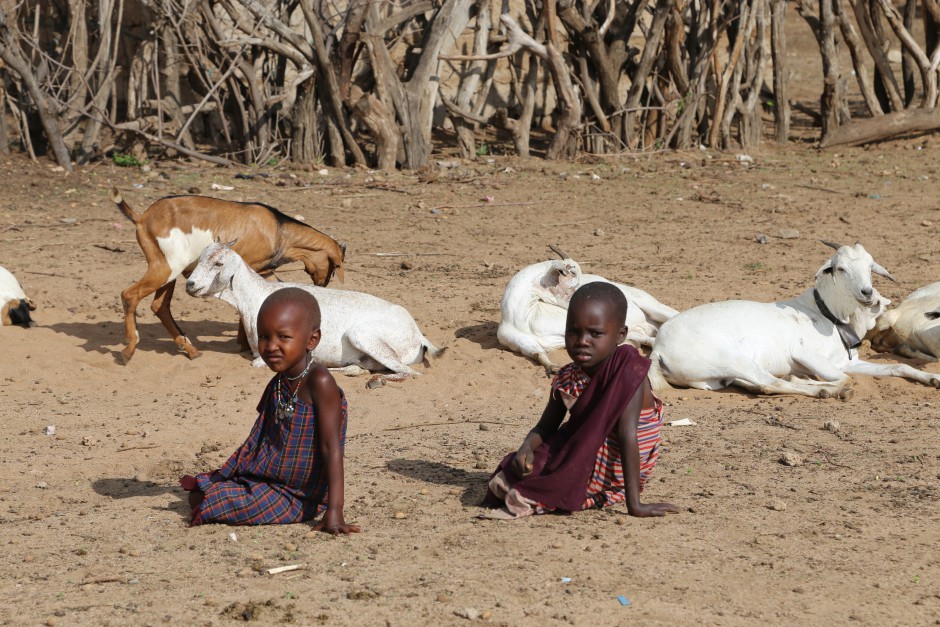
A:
274;353;313;423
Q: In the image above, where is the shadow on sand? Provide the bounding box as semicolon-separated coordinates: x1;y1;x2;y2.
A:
91;477;192;519
47;319;247;364
454;321;501;351
386;458;491;507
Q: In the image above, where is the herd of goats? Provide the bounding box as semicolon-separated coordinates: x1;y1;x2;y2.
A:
1;191;939;398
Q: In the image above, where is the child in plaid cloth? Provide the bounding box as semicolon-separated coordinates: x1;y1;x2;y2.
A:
180;287;359;535
484;282;680;519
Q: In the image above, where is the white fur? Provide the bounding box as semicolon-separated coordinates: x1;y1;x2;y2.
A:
907;281;940;300
0;265;27;303
0;264;35;326
185;243;442;379
496;258;679;372
496;259;579;372
156;227;215;280
869;282;940;361
648;243;940;398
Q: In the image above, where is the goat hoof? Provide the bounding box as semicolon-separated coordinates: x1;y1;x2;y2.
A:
366;376;386;390
930;377;940;389
817;389;831;399
178;344;202;359
119;349;134;365
837;387;854;401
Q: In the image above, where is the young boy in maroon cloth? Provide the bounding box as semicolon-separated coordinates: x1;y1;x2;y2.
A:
180;288;360;534
484;282;680;518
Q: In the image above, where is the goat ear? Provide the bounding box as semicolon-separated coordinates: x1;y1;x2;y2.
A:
871;262;898;283
819;239;843;251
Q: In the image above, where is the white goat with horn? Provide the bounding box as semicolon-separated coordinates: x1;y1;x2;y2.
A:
185;242;443;383
648;241;940;399
496;246;678;373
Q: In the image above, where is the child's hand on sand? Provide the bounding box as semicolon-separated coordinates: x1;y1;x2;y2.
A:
314;509;362;535
512;447;535;477
627;502;681;518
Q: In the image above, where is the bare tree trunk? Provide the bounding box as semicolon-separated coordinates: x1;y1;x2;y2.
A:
399;0;472;168
901;0;916;106
834;0;884;116
349;84;398;170
771;0;790;142
79;0;122;163
625;0;673;148
0;65;8;154
820;107;940;147
453;1;491;158
0;9;71;170
291;78;322;164
65;0;87;147
874;0;937;108
544;41;582;159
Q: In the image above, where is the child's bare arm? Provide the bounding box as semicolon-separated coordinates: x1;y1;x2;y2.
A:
512;395;567;477
618;380;680;518
309;367;360;535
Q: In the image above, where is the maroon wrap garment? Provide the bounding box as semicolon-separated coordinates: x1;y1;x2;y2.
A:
484;344;651;512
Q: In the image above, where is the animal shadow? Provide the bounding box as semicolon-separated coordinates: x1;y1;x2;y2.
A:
48;319;245;364
386;458;490;507
454;321;501;350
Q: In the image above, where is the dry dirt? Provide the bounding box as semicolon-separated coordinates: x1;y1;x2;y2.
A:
1;137;940;627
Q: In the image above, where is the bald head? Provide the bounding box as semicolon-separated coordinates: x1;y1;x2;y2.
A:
569;282;627;325
258;287;321;331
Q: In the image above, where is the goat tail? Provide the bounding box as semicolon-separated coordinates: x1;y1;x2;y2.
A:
110;187;139;223
647;352;672;393
422;339;447;361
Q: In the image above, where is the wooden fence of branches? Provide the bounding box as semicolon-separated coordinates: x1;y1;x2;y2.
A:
0;0;938;172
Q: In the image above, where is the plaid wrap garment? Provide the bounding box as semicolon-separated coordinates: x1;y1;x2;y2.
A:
190;376;347;526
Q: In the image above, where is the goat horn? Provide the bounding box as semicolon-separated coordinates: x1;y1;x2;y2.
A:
548;244;572;260
224;238;238;247
872;262;898;283
818;239;843;250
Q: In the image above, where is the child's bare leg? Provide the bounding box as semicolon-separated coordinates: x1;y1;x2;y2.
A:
188;490;205;512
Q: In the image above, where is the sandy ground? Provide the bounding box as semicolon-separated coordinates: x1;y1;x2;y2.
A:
1;136;939;626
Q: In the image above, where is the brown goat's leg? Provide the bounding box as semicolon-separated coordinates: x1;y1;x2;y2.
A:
120;270;170;364
236;318;251;352
151;280;201;360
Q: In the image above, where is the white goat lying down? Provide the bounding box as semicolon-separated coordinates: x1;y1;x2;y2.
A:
186;243;443;382
496;257;678;373
868;281;940;361
0;264;36;327
648;242;940;399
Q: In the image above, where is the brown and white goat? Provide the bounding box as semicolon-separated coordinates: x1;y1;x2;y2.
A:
111;188;346;363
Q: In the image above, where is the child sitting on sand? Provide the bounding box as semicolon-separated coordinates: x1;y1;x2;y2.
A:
484;282;679;518
180;287;359;534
